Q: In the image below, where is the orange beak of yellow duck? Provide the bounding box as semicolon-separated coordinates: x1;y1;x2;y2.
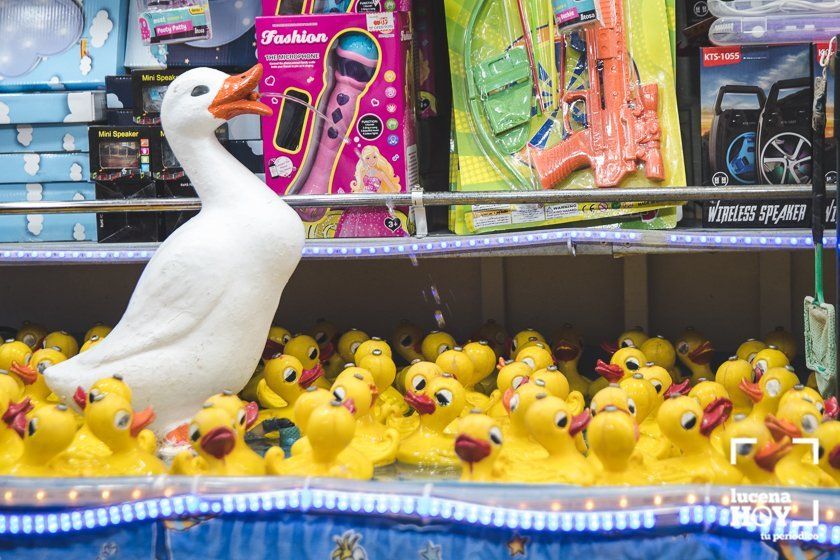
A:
10;362;38;385
754;437;793;472
209;64;272;120
738;379;764;404
130;407;156;437
765;414;802;441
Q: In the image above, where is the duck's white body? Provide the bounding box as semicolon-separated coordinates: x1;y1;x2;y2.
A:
46;66;305;435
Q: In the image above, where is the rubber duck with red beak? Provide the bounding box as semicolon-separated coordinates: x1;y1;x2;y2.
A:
675;328;715;385
0;373;31;471
171;404;260;475
551;324;590;396
589;346;647;399
455;411;505;482
398;374;466;468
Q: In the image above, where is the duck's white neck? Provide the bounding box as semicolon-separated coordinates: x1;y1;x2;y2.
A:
165;127;259;207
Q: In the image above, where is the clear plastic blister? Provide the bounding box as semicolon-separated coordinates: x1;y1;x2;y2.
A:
136;0;212;46
709;15;840;45
445;0;686;235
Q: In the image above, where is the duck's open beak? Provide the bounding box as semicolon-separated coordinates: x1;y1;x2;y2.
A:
569;410;591;437
320;342;336;362
700;397;732;436
341;397;356;415
454;434;491;464
825;396;839;420
405;391;436;415
73;386;87;410
200;426;236;459
299;363;323;389
209;64;272;120
663;379;691;398
3;398;32;437
130;406;156;437
600;341;619;356
10;362;37;385
245;401;259;429
688;341;715;365
738;379;763;403
594;360;624;383
765;414;801;440
262;339;284;361
553;342;580;362
754;437;793;471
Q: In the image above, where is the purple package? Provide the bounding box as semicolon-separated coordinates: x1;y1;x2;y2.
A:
260;0;411;15
415;1;436;119
257;12;418;238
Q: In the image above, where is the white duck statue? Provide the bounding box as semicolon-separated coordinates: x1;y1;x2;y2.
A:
46;65;305;440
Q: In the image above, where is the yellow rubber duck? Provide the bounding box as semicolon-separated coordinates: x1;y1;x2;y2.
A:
779;384;831;420
0;378;30;470
266;399;370;479
263;325;292;358
463;340;496;388
640;335;681;383
474;319;510;358
499;380;553;463
750;346;789;383
590;346;647;399
172;404;267;476
85;392;165;476
337;328;370;363
590;384;635;417
5;404;78;476
203;390;263;474
436;347;489;410
10;347;66;410
486;361;531;418
675;328;715;385
722;415;791;485
79;336;104;353
513;343;554;372
741;365;800;423
654;396;741;484
285;334;330;390
588;405;648;485
764;326;797;362
455;411;505;482
639;362;673;398
601;327;649;356
83;323;112;343
715;357;755;416
766;399;836;487
355;337;393;362
398;374;465;467
359;349;407;420
636;364;678;460
619;373;658;424
522;394;592;484
289;386;334;456
421;331;456;362
817;420;840;485
388;361;443;436
736;339;766;363
551;324;590;395
0;340;33;394
16;322;47;350
511;328;546;356
256;354;321;427
689;379;730;451
391;322;425;364
42;331;79;358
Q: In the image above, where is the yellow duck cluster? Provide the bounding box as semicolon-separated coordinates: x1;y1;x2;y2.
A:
1;319;838;487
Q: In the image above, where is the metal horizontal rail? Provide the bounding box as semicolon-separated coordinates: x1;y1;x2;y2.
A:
0;185;831;215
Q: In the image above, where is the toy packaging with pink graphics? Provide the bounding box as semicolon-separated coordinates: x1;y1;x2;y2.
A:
256;12;418;238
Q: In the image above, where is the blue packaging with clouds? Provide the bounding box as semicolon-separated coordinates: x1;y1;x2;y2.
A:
0;0;129;92
0;91;106;125
0;124;89;153
0;183;97;242
0;153;90;184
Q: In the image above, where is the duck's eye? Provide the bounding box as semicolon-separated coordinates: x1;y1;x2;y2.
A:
509;393;520;413
37;360;52;374
680;411;697;430
677;342;689;354
627;398;637;416
24;353;31;364
590;403;598;416
765;379;782;397
625;357;640;371
350;342;361;355
511;339;518;350
191;85;210;97
283;367;298;383
651;380;663;394
314;332;327;344
437;344;450;356
435;390;453;407
189;423;200;442
554;411;568;428
522;357;536;369
411;376;426;392
333;386;347;402
819;445;826;460
736;442;754;456
400;335;412;347
621;338;635;348
27;417;38;437
802;414;819;434
489;427;503;445
114;411;131;430
282;334;291;345
236;409;246;426
816;402;825;414
307;347;319;361
22;334;35;347
755;360;767;374
89;389;101;404
748;352;758;363
512;376;525;390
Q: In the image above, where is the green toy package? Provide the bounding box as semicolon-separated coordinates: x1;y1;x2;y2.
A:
445;0;685;234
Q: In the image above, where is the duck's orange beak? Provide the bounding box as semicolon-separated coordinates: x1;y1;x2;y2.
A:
765;414;801;440
73;386;87;410
209;64;272;120
594;360;624;383
700;397;732;436
245;401;259;429
569;410;591;437
454;434;491;464
130;406;156;437
10;362;37;385
754;437;793;472
739;379;763;403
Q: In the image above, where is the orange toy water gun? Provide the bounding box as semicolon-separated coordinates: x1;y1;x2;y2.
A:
530;0;665;189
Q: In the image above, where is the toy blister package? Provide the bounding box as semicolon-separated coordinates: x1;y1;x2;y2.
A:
261;0;411;14
256;12;418;239
445;0;685;235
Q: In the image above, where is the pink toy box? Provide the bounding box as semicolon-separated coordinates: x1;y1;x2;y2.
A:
257;12;418;238
261;0;411;15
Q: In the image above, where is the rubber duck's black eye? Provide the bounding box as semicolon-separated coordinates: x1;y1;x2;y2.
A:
314;332;327;344
114;411;131;430
651;380;663;393
189;424;200;442
626;358;640;371
400;335;412;347
236;410;246;426
89;389;100;404
283;367;298;383
27;417;38;437
333;386;346;402
308;347;319;361
819;446;826;460
489;427;503;445
191;85;210;97
736;442;754;456
680;412;697;430
554;411;568;428
435;390;453;407
411;376;426;392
